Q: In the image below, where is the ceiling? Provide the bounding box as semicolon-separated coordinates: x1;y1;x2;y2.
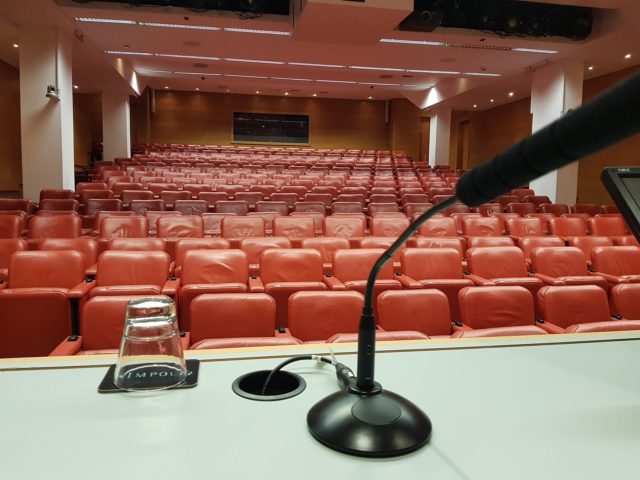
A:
0;0;638;112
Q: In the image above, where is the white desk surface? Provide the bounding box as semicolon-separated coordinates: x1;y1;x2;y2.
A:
2;332;640;480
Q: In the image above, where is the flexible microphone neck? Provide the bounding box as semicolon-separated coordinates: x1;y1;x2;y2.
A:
356;196;459;392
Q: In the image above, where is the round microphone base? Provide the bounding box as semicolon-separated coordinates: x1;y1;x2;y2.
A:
307;389;432;458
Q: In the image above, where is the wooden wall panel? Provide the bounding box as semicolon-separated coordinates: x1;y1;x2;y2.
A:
0;60;22;192
73;93;102;167
389;98;423;160
148;90;390;150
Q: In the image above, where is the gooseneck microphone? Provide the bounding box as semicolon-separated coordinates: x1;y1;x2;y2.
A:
307;72;640;458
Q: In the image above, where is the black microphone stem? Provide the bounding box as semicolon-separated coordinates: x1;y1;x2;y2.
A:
356;196;460;392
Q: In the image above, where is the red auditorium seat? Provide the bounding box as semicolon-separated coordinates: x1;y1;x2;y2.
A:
332;248;401;309
98;216;149;243
538;203;570;216
121;190;153;207
0;198;35;214
288;291;363;342
174;238;230;277
255;201;289;216
466;236;515;249
202;213;236;236
497;195;520;208
273;217;315;247
477;204;502;216
250;185;277;199
235;192;264;210
416;216;457;237
91;251;174;298
106;238;166;252
572;203;600;216
506;203;537;216
567;236;614;265
530;247;608;290
512;188;535;200
78;190;113;205
377;289;452;337
370;216;410;237
39;199;80;212
260;249;335;328
188;293;278;346
591;246;640;285
403;203;433;216
611;284;640;319
332;202;364;214
407;236;466;257
214;200;249;216
240;237;291;276
466;247;544;301
130;199;166;216
190;336;302;350
29;214;82;239
271;192;301;207
39;238;99;274
323;216;365;241
160;190;191;208
537;285;640;333
462;217;504;237
174;199;209;215
76;182;108;195
505;217;545;240
82;198;122;217
398;248;472;322
454;286;546;337
328;331;430;342
0;238;27;282
0;215;22;238
549;217;588;239
368;203;400;215
157;216;204;238
40;189;75;201
197;191;229;208
50;295;177;355
179;249;260;330
301;237;350;276
587;216;627;239
524;195;552;206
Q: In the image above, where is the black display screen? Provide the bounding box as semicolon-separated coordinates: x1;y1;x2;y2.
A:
233;112;310;144
621;177;640;209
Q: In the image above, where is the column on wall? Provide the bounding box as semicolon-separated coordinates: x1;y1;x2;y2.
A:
428;107;452;167
19;27;75;201
102;92;131;162
529;60;584;203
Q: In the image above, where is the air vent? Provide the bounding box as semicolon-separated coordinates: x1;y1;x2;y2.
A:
379;74;394;79
193;63;209;68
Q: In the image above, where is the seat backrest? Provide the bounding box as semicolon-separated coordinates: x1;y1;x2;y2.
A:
0;215;22;239
255;201;289;216
459;286;534;329
190;293;276;342
377;290;451;335
220;216;265;238
505;217;545;236
81;295;169;350
96;251;170;287
0;198;34;213
537;285;611;329
9;250;85;288
538;203;570;216
572;203;600;216
112;183;143;196
84;198;123;216
549;217;588;237
323;216;365;238
157;216;204;238
175;238;230;268
239;237;290;265
39;238;99;269
40;189;75;201
288;291;363;342
591;246;640;276
182;249;248;285
519;236;566;262
99;216;149;239
401;248;464;280
332;202;364;214
271;192;299;206
259;249;323;283
174;200;209;215
588;216;627;236
462;217;504;236
410;236;464;257
0;238;28;271
370;216;410;237
466;236;514;249
567;236;614;262
106;238;166;252
29;214;82;239
531;247;588;277
506;203;537;215
466;246;528;278
333;248;393;281
368;203;400;215
272;216;315;238
524;195;552;206
301;237;350;265
369;194;397;204
611;284;640;319
417;217;457;236
214;200;249;216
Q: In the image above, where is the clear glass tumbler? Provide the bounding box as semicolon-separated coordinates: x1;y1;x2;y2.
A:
113;297;187;392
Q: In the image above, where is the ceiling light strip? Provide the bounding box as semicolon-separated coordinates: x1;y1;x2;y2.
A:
512;47;558;54
224;27;290;36
288;62;345;68
157;53;220;60
106;50;153;56
225;58;285;65
463;72;502;77
76;17;137;24
271;77;314;82
380;38;441;46
140;22;220;30
350;66;405;72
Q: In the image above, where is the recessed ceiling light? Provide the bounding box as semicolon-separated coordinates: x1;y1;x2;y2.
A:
473;104;477;108
284;92;289;95
350;66;404;72
508;92;514;97
12;43;18;48
73;85;78;89
312;93;318;97
316;79;358;84
625;53;632;59
226;89;230;92
380;38;442;46
195;87;200;91
512;48;558;54
588;65;594;71
288;62;345;68
256;91;261;94
224;27;290;36
490;99;494;103
368;96;373;100
76;17;137;25
135;69;174;75
164;86;169;89
225;58;285;65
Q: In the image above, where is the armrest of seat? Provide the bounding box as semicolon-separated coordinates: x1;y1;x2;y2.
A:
180;332;190;350
394;273;420;289
275;327;292;337
452;322;473;332
161;278;180;297
591;271;625;284
68;281;94;299
535;320;564;334
324;275;346;290
530;272;566;286
248;276;265;293
463;273;495;286
50;336;83;356
85;263;98;278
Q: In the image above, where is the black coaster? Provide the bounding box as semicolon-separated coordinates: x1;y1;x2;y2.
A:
98;359;200;393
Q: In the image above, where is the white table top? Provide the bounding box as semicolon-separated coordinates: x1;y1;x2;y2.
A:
2;332;640;480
